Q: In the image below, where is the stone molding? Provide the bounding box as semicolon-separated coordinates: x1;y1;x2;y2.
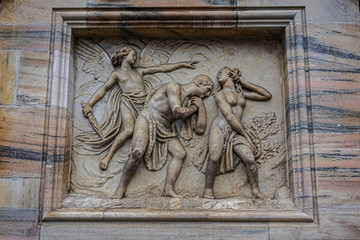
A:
41;6;316;222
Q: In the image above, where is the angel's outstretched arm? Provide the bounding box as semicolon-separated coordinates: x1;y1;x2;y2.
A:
83;72;117;116
139;61;197;75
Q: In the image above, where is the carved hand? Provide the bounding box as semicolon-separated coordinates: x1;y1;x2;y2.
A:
190;96;204;109
229;69;243;83
82;103;93;118
245;134;256;152
183;61;198;69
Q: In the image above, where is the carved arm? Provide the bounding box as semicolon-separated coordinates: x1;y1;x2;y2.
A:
191;97;207;134
140;61;197;75
215;92;250;140
166;82;198;120
83;72;117;117
240;79;272;101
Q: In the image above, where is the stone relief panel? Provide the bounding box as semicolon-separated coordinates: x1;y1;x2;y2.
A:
66;37;293;210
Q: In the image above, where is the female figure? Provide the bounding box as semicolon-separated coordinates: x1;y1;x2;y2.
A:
83;47;197;170
204;67;271;199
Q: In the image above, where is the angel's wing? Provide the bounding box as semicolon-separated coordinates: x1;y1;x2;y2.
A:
75;39;114;83
139;39;187;66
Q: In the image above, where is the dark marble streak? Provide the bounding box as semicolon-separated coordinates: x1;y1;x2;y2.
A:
0;208;38;222
307;23;360;71
315;166;360;175
308;36;360;61
0;25;51;51
0;146;41;162
204;0;236;5
312;89;360;95
317;152;360;161
0;208;39;239
289;167;360;179
312;104;360;119
87;3;132;7
310;68;360;73
86;0;237;7
0;146;68;163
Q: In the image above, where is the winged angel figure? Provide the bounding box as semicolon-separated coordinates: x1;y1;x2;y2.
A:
74;39;197;170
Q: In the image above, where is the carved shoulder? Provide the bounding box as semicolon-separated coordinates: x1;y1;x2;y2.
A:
214;91;226;103
166;82;181;95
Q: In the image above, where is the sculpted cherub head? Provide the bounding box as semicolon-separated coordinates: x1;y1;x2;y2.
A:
111;47;137;68
191;74;214;98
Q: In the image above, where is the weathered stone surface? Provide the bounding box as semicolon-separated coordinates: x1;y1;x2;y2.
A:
269;209;360;239
0;208;39;240
17;51;49;105
70;38;286;205
0;0;15;24
0;1;359;239
0;106;45;178
308;23;360;70
85;0;360;22
41;221;269;239
313;133;360;208
0;51;19;105
236;0;360;22
0;178;40;208
0;24;51;51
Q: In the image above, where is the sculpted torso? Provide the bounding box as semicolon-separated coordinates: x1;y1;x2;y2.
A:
114;68;145;92
147;83;182;124
214;89;246;129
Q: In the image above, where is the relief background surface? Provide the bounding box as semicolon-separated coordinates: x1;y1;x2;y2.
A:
68;38;288;209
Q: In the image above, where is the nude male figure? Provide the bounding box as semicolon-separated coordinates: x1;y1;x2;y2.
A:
112;75;214;198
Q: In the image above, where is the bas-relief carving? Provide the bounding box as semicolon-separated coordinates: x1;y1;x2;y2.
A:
69;38;293;210
203;67;271;200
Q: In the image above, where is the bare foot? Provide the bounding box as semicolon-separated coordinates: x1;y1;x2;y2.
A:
162;185;182;198
203;189;214;199
99;156;111;170
111;187;125;199
252;189;266;199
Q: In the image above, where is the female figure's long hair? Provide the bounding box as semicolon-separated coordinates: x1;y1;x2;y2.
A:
214;66;243;95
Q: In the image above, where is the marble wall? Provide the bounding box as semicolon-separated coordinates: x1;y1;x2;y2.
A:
0;0;359;239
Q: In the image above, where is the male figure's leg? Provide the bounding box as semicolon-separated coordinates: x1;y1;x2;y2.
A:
163;138;187;197
112;114;149;199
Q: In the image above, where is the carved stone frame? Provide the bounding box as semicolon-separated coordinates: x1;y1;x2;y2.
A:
41;7;316;222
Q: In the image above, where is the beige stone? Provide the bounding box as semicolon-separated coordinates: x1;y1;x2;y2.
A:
0;2;359;239
0;0;15;24
17;51;49;104
237;0;360;22
0;178;40;208
0;106;45;178
0;51;19;105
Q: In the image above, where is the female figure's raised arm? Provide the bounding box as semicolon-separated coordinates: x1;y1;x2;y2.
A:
240;79;271;101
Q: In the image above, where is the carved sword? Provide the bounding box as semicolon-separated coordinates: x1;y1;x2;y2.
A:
81;101;105;140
